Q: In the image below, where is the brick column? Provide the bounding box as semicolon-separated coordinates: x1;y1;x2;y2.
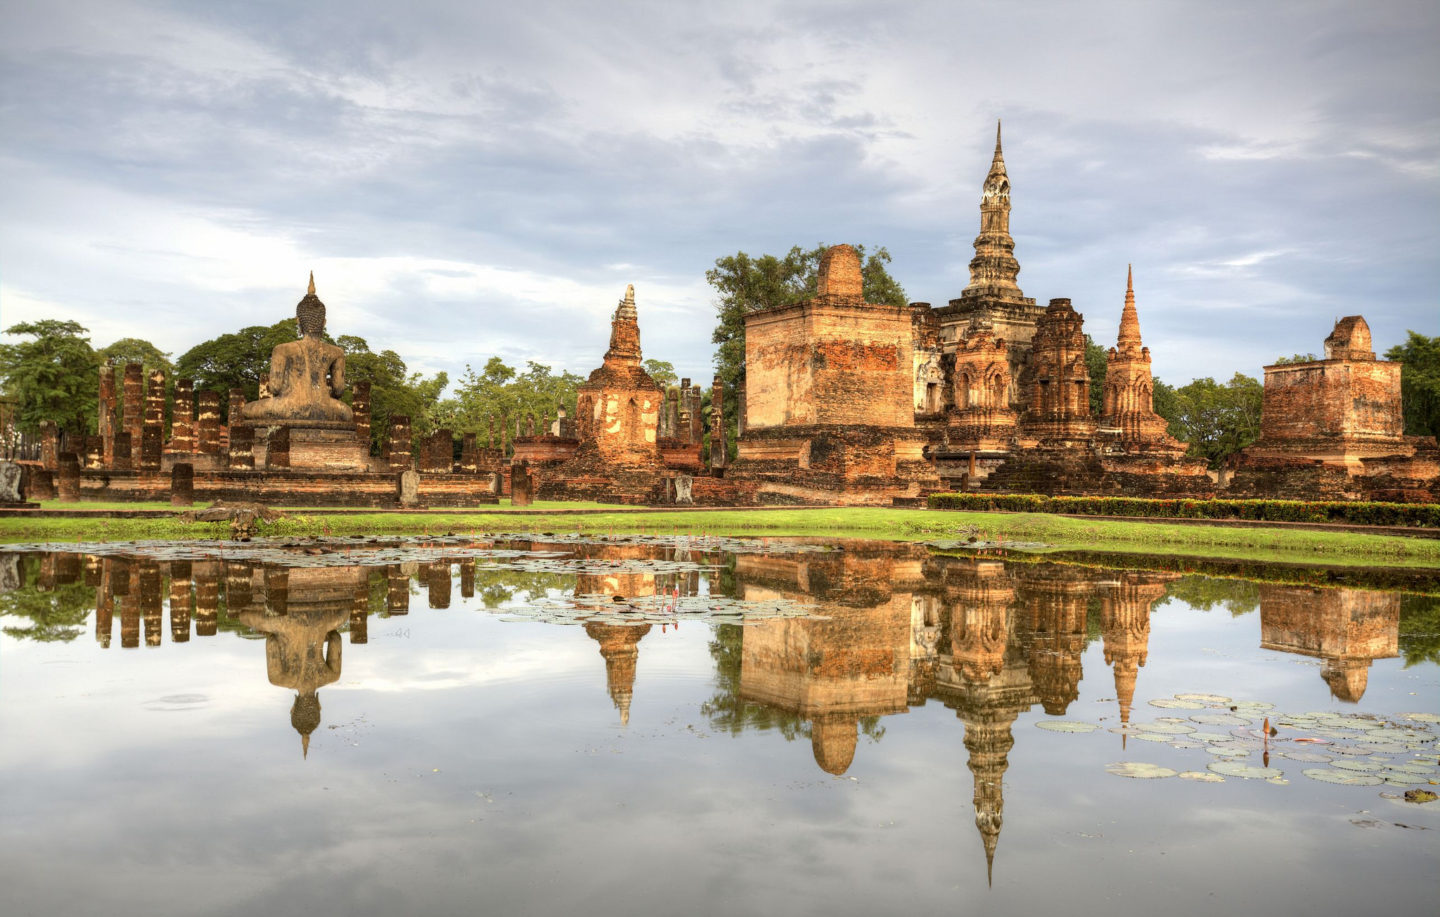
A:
139;426;162;472
170;379;196;453
145;369;166;428
387;415;412;472
197;391;221;454
193;562;220;637
352;380;371;449
170;463;194;506
228;426;254;469
111;433;133;471
459;433;478;473
168;561;192;643
39;420;58;472
266;426;290;468
56;452;80;502
98;364;117;467
122;363;143;466
710;375;727;469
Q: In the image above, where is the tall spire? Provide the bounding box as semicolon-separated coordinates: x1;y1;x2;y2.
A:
1117;264;1142;350
961;122;1023;302
307;271;316;296
616;283;637;321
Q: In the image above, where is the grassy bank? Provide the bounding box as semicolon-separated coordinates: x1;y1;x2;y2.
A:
2;505;1438;568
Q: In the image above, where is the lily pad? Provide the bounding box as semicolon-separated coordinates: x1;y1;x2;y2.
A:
1191;713;1251;726
1401;713;1440;725
1274;750;1331;763
1131;733;1173;743
1036;721;1099;733
1106;762;1177;779
1150;698;1207;710
1329;759;1384;773
1207;761;1283;779
1175;693;1231;704
1303;769;1385;786
1206;746;1249;758
1178;771;1225;783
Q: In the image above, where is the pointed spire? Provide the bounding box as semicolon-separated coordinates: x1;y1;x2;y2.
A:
615;283;637;321
1117;264;1142;348
302;732;310;759
307;271;316;296
994;119;1004;160
987;119;1007;178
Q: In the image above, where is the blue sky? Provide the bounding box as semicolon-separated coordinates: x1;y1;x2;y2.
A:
2;0;1436;390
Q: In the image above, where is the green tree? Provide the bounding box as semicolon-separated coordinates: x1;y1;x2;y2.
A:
339;335;448;454
1084;334;1107;415
437;357;581;453
706;244;906;453
1272;353;1319;365
97;338;174;376
0;555;97;642
1384;331;1440;438
1152;377;1182;434
0;320;98;434
1169;373;1264;468
643;359;678;389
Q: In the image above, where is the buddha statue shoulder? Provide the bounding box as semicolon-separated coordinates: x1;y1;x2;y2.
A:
240;274;354;427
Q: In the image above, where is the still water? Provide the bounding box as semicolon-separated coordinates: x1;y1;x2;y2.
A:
1;535;1437;917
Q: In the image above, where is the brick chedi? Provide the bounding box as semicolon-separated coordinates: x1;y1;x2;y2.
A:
1100;267;1179;448
1259;585;1399;703
933;122;1043;409
1021;298;1097;445
943;315;1019;477
537;285;675;504
1229;315;1439;501
731;244;940;505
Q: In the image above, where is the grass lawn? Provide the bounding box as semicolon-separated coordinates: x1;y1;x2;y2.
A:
2;504;1437;569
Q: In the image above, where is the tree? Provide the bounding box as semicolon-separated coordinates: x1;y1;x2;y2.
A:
0;320;98;434
338;335;448;454
436;357;581;453
1272;353;1319;365
643;359;678;390
1169;373;1264;468
1084;334;1108;415
707;244;906;446
97;338;174;376
1384;331;1440;439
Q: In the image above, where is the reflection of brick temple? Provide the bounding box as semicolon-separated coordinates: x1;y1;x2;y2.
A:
574;542;663;725
1100;572;1177;743
1014;566;1091;716
734;544;925;773
236;566;369;757
1259;585;1400;702
584;623;651;726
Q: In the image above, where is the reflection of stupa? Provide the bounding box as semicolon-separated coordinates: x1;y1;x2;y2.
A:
735;544;921;775
1258;585;1400;702
1100;572;1176;745
235;566;368;757
943;558;1015;684
1015;566;1091;715
584;622;651;725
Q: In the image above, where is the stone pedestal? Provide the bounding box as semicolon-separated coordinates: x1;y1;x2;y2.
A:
171;463;194;506
57;452;81;502
273;426;370;472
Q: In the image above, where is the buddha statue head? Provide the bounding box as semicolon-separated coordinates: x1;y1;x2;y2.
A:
296;272;326;337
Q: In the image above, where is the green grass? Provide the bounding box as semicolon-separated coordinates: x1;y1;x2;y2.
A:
28;499;614;513
3;505;1438;569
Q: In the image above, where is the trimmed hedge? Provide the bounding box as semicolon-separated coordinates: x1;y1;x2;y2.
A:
927;493;1440;528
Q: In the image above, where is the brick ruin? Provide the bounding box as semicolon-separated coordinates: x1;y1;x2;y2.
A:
1227;316;1440;501
727;244;940;504
55;277;500;507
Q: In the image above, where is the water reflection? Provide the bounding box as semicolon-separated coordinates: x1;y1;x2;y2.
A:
0;541;1433;861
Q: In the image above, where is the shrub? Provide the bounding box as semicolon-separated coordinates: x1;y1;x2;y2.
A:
926;493;1440;528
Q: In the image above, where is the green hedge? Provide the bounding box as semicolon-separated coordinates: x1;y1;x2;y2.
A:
927;493;1440;528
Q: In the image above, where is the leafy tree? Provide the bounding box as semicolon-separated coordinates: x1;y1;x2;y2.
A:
436;357;581;453
0;320;98;434
97;338;174;376
1162;575;1259;617
1398;593;1440;669
1272;353;1319;365
338;336;448;454
707;244;905;451
1084;334;1107;415
643;359;678;390
0;555;97;642
1152;377;1182;434
1169;373;1264;468
1384;331;1440;438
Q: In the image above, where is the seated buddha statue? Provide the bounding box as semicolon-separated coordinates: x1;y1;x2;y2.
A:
240;273;353;427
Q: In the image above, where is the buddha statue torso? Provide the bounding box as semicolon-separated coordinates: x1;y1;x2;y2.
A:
239;277;354;428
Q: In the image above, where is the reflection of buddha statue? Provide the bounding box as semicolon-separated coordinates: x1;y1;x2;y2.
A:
240;274;353;428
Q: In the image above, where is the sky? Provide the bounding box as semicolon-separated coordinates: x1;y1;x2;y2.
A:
2;0;1437;393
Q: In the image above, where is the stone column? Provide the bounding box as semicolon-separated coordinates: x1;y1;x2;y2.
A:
710;375;726;470
122;363;144;467
56;452;81;502
228;426;254;470
145;370;166;428
511;461;533;506
350;580;369;645
197;391;221;454
689;383;704;445
386;565;410;615
352;380;371;449
227;388;246;430
459;433;479;474
39;420;58;472
388;416;412;472
170;379;196;453
266;426;290;468
193;562;220;637
171;463;194;506
111;433;132;471
677;378;692;443
139;426;162;472
98;364;117;467
426;562;451;609
397;468;419;507
169;561;192;644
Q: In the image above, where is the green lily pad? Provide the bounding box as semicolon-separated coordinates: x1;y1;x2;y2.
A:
1274;750;1331;763
1178;771;1225;783
1380;772;1429;786
1175;693;1231;704
1132;733;1173;743
1329;759;1384;773
1207;761;1283;779
1106;762;1177;779
1191;713;1251;726
1189;732;1235;743
1303;769;1385;786
1401;713;1440;724
1206;746;1249;758
1150;699;1207;710
1036;721;1099;733
1136;722;1196;735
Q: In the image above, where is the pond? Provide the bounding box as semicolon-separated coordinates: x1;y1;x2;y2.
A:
1;535;1437;917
